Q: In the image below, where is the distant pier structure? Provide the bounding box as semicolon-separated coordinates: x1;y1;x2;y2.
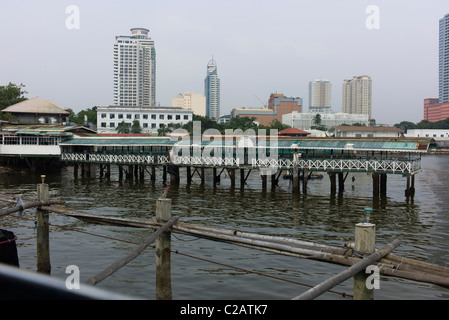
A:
58;134;433;198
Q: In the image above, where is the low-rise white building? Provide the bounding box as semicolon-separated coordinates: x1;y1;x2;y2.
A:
329;126;404;138
282;111;369;130
405;129;449;138
96;106;193;134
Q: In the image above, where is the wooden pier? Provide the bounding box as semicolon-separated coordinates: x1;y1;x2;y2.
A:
59;135;430;198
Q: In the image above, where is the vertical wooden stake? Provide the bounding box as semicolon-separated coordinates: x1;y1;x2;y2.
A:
156;197;172;300
353;221;376;300
37;175;51;274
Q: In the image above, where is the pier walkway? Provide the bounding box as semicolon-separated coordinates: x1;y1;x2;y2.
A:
59;135;432;197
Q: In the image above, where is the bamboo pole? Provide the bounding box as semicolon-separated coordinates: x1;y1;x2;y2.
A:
292;239;400;300
37;204;449;289
85;216;179;286
36;175;51;274
353;222;376;300
156;197;172;300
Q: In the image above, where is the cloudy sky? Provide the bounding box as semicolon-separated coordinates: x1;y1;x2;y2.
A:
1;0;448;124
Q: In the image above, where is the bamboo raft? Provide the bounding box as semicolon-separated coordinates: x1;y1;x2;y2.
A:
1;193;449;290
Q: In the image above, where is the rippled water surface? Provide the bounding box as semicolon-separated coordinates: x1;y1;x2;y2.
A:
1;155;449;300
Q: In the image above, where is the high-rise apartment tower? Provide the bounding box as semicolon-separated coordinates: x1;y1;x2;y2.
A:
204;58;220;120
440;13;449;103
342;75;372;119
309;79;332;113
113;28;156;106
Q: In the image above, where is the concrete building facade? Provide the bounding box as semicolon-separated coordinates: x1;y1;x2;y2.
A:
342;75;372;119
97;106;193;134
171;92;206;117
282;111;369;130
113;28;156;107
232;93;302;126
309;79;332;113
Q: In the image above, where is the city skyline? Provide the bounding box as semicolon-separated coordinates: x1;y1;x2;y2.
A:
1;1;449;125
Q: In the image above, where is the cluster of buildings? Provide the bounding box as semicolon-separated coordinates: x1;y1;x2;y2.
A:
424;13;449;122
3;13;449;138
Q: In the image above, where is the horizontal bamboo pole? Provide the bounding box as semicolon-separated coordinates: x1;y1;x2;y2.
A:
0;200;65;217
293;239;401;300
86;216;179;286
40;204;449;289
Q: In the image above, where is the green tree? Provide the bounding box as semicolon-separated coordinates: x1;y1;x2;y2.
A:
313;113;321;126
157;124;172;136
116;121;130;134
0;82;27;109
69;107;97;125
131;120;142;133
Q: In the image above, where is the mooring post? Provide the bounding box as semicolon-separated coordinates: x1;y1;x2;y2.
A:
36;175;51;274
353;208;375;300
156;191;172;300
292;153;300;194
372;173;380;198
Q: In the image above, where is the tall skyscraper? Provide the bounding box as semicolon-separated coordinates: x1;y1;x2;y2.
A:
204;58;220;120
113;28;156;107
440;13;449;103
309;79;332;113
342;75;372;119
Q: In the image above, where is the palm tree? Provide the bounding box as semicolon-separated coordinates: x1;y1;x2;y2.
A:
313;113;322;126
116;121;130;134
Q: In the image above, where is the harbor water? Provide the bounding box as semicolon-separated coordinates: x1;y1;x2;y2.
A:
1;155;449;300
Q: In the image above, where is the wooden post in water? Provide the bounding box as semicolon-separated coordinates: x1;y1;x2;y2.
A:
380;174;387;196
292;153;299;194
36;175;51;274
187;166;192;185
329;172;336;194
353;210;375;300
156;193;172;300
372;173;380;198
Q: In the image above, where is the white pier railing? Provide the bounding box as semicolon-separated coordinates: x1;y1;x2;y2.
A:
61;152;421;175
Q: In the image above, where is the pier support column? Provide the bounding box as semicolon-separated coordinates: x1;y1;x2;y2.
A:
168;165;180;185
240;169;245;188
228;168;235;188
118;165;123;180
372;173;380;198
200;168;205;185
328;172;336;194
338;172;345;192
73;163;79;178
261;173;267;190
106;164;111;179
380;174;387;196
187;166;192;185
405;175;415;198
302;167;309;193
162;165;167;184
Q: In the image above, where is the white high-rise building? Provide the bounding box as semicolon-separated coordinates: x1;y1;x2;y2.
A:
342;75;372;119
204;58;220;120
171;92;206;117
309;79;332;113
113;28;156;107
440;13;449;103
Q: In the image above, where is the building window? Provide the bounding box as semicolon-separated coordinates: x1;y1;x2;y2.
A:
101;113;107;118
118;114;123;119
143;114;148;120
184;115;189;120
127;114;132;119
110;114;115;119
143;123;148;128
176;115;181;120
135;114;140;119
167;115;173;120
151;123;156;128
151;114;156;119
110;123;115;128
159;114;164;120
101;122;107;128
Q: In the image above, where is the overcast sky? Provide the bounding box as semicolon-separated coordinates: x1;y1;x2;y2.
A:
1;0;448;125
